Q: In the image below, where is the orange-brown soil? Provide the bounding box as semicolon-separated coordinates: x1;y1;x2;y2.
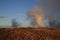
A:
0;28;60;40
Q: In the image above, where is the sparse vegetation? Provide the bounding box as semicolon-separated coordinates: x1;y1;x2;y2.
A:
0;28;60;40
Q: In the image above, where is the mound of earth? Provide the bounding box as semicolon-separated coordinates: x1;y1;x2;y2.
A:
0;28;60;40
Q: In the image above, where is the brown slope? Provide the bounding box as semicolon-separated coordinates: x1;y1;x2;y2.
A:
0;28;60;40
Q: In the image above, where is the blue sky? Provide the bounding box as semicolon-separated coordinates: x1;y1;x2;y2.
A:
0;0;37;26
0;0;60;27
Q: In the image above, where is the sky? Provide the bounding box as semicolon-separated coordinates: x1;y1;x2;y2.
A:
0;0;60;28
0;0;37;27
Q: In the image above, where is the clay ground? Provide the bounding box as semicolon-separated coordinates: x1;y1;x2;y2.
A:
0;28;60;40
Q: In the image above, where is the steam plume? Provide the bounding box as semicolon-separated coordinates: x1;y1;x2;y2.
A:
37;0;60;16
27;6;46;27
37;0;60;27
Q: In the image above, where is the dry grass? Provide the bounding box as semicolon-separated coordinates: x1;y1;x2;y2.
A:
0;28;60;40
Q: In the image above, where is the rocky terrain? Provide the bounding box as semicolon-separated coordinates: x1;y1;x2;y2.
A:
0;28;60;40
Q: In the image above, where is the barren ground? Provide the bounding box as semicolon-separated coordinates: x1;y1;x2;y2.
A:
0;28;60;40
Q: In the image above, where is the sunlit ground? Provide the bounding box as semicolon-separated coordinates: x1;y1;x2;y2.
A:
0;28;60;40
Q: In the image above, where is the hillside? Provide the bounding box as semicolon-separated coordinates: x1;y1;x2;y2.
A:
0;28;60;40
